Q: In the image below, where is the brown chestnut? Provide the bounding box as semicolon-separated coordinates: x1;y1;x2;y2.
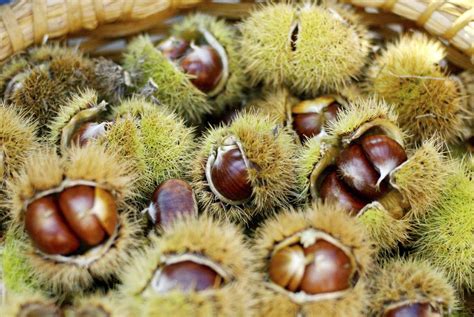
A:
206;137;252;204
300;240;353;295
71;122;108;147
19;303;63;317
268;244;306;292
25;185;118;256
157;36;190;60
361;134;407;185
291;97;342;141
25;195;80;255
180;45;223;93
319;171;368;215
149;179;197;228
384;303;437;317
337;143;386;199
154;260;222;293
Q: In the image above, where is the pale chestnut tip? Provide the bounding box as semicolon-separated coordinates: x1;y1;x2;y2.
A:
157;36;190;60
383;302;440;317
205;136;253;205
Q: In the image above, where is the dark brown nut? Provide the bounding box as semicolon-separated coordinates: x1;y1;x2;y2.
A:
292;113;323;142
299;240;353;295
268;244;306;292
25;195;80;255
154;260;222;293
149;179;197;227
157;36;190;60
71;122;108;147
180;45;223;93
384;303;435;317
207;138;252;204
319;171;368;215
337;144;386;199
360;134;407;184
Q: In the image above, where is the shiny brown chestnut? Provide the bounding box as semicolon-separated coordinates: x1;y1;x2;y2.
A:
25;185;118;255
154;260;223;293
291;96;342;142
206;136;252;204
319;171;368;215
268;239;354;295
180;45;223;93
71;122;109;147
157;36;190;60
149;179;197;228
384;303;438;317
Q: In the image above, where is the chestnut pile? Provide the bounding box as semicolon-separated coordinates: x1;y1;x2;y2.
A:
0;2;473;317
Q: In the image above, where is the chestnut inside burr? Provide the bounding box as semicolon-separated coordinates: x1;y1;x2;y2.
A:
384;302;440;317
19;303;63;317
148;179;197;228
157;36;190;60
25;185;118;256
205;136;253;205
291;96;342;142
74;307;109;317
268;232;356;297
71;121;109;147
152;259;224;293
316;129;407;214
290;22;300;52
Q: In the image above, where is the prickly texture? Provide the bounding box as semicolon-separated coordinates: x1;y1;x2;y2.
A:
413;163;474;291
92;57;129;104
6;47;96;135
253;203;374;317
0;55;29;91
120;216;256;317
367;33;467;145
70;293;129;317
247;87;296;126
328;97;399;139
106;98;195;198
358;204;411;253
390;139;449;219
240;3;370;93
172;14;246;114
1;226;39;293
191;112;298;224
47;89;101;146
369;258;457;316
123;36;211;124
458;69;474;140
0;291;60;316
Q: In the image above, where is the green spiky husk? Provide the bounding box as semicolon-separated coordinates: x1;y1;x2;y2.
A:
246;87;296;127
105;98;195;198
0;290;60;316
240;3;370;94
367;33;467;145
120;216;256;317
368;258;457;316
172;13;246;115
123;36;211;124
191;112;298;224
253;203;373;317
70;293;129;317
413;163;474;291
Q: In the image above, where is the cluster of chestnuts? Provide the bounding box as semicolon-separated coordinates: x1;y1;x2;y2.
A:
0;2;472;317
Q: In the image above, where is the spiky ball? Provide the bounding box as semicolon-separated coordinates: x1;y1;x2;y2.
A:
369;258;457;316
414;162;474;291
191;112;298;224
105;98;196;198
6;144;141;296
0;291;62;316
240;3;370;94
120;216;256;317
253;203;373;316
367;33;468;145
69;293;128;317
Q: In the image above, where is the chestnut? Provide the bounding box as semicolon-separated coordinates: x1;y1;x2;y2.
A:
180;45;223;93
157;36;190;60
384;302;435;317
25;185;118;255
206;136;252;204
71;122;109;147
319;171;368;215
154;260;223;293
268;239;354;295
19;303;63;317
291;96;342;141
148;179;197;228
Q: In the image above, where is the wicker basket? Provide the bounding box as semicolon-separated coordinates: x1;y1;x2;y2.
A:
0;0;472;70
